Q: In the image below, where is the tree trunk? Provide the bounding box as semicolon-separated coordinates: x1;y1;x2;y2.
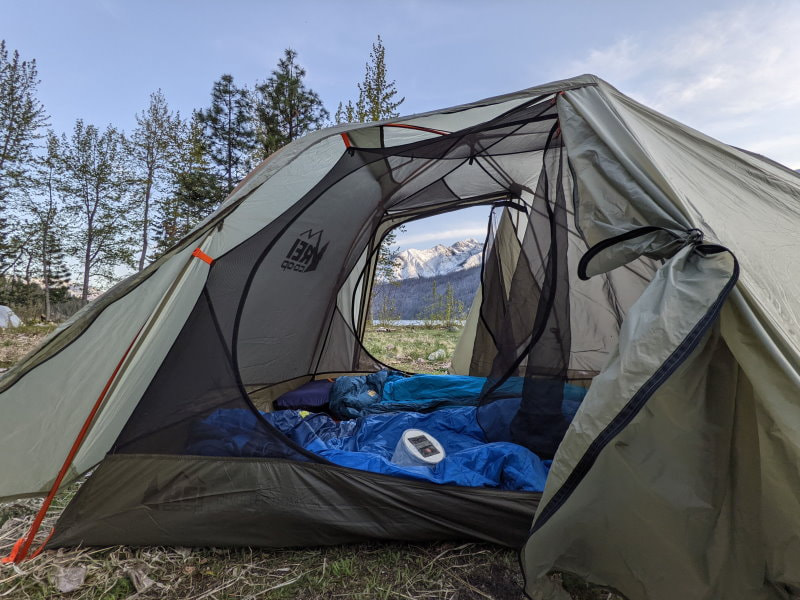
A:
82;218;93;303
138;179;153;271
82;246;91;303
42;224;51;321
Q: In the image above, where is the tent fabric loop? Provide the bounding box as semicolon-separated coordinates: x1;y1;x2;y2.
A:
191;248;214;265
577;225;705;280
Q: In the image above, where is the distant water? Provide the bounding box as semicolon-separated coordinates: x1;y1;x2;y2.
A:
371;319;465;327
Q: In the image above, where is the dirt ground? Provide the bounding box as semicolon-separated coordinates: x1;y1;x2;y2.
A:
0;324;57;369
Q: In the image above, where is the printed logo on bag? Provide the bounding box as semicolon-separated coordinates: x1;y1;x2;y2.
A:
281;229;329;273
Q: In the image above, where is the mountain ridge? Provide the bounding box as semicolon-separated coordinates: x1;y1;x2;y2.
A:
390;238;483;280
373;239;485;320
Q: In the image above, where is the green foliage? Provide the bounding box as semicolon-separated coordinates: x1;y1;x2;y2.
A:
376;227;402;282
370;224;406;326
128;90;182;270
56;120;135;301
252;49;329;159
0;134;71;318
197;74;256;194
0;276;39;307
417;280;466;327
26;133;70;317
0;40;48;271
0;275;74;322
373;289;400;327
338;37;407;324
335;35;404;124
100;578;134;600
151;111;225;258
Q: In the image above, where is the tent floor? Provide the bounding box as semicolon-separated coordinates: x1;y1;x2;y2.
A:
49;454;540;549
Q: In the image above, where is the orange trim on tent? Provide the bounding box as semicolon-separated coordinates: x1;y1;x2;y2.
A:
192;247;214;265
2;325;144;564
384;123;449;136
340;132;352;148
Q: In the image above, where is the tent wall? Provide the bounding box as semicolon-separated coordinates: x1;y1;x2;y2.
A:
453;178;657;381
519;82;800;598
603;84;800;365
0;129;356;499
0;246;201;500
722;291;800;590
49;454;539;549
521;247;752;599
552;80;800;595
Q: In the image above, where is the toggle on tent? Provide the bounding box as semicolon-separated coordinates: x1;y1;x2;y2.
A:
1;74;800;600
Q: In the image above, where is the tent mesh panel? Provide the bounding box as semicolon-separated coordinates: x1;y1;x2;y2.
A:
474;129;572;458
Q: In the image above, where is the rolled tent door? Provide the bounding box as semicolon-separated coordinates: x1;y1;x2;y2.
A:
520;244;771;600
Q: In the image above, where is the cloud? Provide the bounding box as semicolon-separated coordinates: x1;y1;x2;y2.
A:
398;227;486;248
566;2;800;167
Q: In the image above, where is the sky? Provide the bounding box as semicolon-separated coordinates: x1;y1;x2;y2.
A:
4;0;800;254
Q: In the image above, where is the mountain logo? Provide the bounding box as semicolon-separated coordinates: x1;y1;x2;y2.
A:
281;229;329;273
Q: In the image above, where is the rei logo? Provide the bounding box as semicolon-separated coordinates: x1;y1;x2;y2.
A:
281;229;329;273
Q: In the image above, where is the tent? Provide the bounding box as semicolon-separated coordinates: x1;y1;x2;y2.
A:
1;74;799;599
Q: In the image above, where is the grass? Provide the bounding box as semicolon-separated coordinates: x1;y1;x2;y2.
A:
0;324;624;599
0;534;529;599
363;324;462;374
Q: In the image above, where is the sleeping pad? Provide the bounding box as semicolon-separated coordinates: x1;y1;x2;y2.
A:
186;405;552;491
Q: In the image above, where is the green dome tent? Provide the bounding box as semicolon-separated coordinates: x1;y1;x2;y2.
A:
1;75;799;600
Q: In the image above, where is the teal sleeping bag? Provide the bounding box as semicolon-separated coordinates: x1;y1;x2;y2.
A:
329;370;584;420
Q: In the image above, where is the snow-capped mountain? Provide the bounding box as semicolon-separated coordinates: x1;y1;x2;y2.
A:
391;239;483;280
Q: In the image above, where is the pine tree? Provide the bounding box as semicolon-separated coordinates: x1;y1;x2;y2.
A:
442;281;465;327
337;35;406;322
0;40;48;271
333;100;357;126
252;49;329;159
0;226;37;307
417;280;465;328
23;133;70;319
40;230;71;315
197;74;255;194
151;111;225;258
57;120;135;301
335;35;404;124
376;228;401;282
129;90;181;271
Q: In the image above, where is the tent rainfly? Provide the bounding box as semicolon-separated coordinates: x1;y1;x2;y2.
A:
1;75;799;600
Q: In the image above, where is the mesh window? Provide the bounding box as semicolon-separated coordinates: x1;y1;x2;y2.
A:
474;127;572;458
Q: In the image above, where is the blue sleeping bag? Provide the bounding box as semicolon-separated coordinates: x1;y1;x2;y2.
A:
329;370;586;422
328;370;404;418
330;371;527;419
186;405;552;492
